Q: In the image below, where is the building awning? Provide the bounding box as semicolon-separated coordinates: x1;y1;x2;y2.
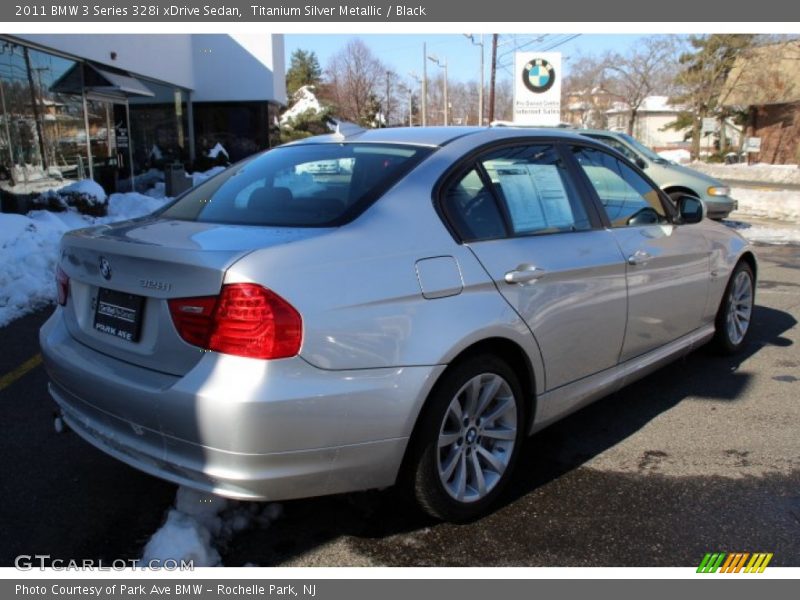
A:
51;63;155;100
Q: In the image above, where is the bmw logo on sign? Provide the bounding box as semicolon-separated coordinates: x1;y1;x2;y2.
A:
522;58;556;94
99;257;112;281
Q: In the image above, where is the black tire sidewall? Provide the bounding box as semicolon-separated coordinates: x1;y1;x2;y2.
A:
715;262;755;354
409;354;526;522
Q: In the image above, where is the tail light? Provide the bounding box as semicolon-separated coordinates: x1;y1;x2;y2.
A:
168;283;302;360
56;266;69;306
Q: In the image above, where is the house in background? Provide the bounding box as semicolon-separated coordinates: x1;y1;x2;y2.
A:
562;86;617;129
0;34;286;201
722;40;800;164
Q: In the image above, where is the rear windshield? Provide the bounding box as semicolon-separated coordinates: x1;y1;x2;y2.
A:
158;143;432;227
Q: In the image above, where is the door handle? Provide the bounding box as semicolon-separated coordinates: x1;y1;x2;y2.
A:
504;264;546;284
627;250;652;266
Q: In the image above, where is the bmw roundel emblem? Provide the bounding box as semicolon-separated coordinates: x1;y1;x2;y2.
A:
99;256;112;280
522;58;556;94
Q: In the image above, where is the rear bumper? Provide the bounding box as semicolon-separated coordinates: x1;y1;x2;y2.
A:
40;311;443;501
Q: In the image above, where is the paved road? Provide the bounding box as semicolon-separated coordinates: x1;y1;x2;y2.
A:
1;241;798;567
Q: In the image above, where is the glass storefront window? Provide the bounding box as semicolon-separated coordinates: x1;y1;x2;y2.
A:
0;40;89;196
128;79;189;173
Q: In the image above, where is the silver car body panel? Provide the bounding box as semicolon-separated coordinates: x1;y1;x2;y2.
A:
40;126;757;501
609;223;711;361
465;230;628;391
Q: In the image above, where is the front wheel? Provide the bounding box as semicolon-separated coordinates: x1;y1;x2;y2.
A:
713;261;755;354
407;355;525;522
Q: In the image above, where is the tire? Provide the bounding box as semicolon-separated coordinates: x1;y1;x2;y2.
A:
713;261;755;354
406;355;525;522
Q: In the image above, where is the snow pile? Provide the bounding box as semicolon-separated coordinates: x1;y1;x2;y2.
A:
57;179;108;203
0;166;225;328
142;486;281;567
207;143;229;160
0;192;170;327
280;85;323;125
35;178;108;214
725;220;800;244
691;162;800;185
190;165;226;187
107;192;168;220
730;187;800;222
658;149;691;164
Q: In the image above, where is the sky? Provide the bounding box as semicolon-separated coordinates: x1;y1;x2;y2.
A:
284;34;649;87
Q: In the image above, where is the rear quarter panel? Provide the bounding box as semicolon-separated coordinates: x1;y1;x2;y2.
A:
225;144;546;394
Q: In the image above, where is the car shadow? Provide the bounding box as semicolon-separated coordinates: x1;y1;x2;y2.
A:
221;304;796;566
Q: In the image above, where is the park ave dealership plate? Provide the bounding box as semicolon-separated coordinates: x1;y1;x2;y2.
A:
94;288;144;343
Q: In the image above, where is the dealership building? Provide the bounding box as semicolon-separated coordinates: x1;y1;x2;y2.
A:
0;33;286;201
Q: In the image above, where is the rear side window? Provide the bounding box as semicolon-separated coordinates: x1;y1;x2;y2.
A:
442;144;592;241
159;143;432;227
442;168;507;242
482;145;591;235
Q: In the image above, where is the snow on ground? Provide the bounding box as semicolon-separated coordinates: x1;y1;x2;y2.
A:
658;149;691;164
730;186;800;222
0;168;222;328
724;220;800;244
57;179;108;202
724;186;800;244
691;162;800;185
0;191;171;328
190;165;226;187
142;486;281;567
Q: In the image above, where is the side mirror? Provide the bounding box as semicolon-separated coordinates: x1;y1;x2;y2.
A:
635;157;647;169
676;195;705;224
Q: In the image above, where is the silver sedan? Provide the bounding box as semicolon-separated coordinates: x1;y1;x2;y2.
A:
40;126;756;522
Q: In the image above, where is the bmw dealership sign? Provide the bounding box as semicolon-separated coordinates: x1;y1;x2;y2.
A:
514;52;562;126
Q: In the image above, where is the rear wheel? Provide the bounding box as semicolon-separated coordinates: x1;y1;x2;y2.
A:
407;355;525;522
713;261;755;354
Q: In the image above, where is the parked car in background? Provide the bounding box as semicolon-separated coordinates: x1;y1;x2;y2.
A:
579;129;738;219
41;126;756;522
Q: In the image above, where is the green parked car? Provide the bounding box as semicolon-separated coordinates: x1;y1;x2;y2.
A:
580;130;738;220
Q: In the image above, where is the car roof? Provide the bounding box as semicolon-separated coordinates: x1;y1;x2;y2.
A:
576;129;627;138
284;125;591;148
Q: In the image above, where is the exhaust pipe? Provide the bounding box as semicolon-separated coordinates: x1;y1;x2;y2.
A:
53;410;70;434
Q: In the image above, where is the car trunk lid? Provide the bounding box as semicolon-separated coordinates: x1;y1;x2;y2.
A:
59;217;325;376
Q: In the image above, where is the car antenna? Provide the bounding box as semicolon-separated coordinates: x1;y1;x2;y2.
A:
331;121;366;141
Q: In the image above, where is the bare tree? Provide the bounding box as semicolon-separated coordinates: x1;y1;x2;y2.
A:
603;37;677;135
323;39;388;126
561;54;615;128
493;79;514;122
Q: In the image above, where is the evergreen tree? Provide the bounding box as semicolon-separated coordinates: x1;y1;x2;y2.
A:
668;35;754;159
286;49;322;98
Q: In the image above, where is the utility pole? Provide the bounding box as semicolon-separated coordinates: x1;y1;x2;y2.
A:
488;34;498;123
421;42;427;126
428;55;448;126
385;70;391;127
465;34;485;125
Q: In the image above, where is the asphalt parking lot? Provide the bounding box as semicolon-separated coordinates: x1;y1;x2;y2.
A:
1;236;798;568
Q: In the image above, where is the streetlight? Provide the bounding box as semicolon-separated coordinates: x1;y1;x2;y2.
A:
464;34;484;126
427;54;448;126
398;83;414;127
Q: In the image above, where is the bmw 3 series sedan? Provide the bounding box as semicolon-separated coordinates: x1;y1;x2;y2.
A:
40;127;756;522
